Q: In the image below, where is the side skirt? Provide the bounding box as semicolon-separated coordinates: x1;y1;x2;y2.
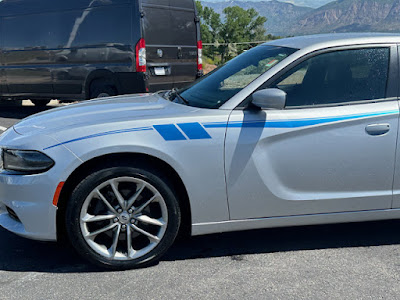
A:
191;208;400;236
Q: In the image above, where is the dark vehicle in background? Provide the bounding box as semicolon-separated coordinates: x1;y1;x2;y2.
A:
0;0;202;106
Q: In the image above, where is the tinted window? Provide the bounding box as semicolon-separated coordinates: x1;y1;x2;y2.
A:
143;0;196;46
170;10;196;45
142;0;170;5
143;7;171;45
179;45;297;108
0;0;131;16
2;4;133;50
142;0;194;9
71;6;132;47
171;0;195;9
272;48;390;107
3;14;60;49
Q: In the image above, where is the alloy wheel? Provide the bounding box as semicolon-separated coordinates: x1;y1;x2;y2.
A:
79;177;168;261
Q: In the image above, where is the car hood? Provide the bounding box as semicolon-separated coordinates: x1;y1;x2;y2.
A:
13;93;197;136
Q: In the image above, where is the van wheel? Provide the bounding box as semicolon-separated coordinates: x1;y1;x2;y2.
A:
31;100;51;107
65;164;181;270
90;79;117;99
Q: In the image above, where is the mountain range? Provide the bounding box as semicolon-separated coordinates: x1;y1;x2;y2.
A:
201;0;400;36
202;0;333;9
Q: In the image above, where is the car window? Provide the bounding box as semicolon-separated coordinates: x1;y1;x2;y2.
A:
270;48;390;107
179;45;297;109
222;57;282;90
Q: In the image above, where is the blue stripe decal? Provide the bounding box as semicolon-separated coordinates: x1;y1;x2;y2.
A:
42;109;398;150
43;126;153;150
177;123;212;140
203;122;228;128
153;124;186;141
203;110;398;129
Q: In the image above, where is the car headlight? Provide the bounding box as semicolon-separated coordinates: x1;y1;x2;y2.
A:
0;149;55;174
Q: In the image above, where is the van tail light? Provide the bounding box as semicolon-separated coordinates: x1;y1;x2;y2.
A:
197;40;203;71
136;38;146;73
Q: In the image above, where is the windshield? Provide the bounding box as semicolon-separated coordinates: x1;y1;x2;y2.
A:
178;45;297;109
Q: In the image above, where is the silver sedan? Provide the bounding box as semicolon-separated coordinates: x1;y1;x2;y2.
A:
1;33;400;269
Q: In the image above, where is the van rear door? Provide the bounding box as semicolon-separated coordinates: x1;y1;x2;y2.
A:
141;0;198;92
169;1;198;89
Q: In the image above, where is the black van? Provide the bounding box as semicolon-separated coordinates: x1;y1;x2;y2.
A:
0;0;202;106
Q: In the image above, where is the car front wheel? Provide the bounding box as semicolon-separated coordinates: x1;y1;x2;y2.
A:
65;165;181;269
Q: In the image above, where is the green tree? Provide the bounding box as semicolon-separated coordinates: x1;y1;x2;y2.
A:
195;1;269;64
220;6;267;62
196;1;222;60
195;1;222;44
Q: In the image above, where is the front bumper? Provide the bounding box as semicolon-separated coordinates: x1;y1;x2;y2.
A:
0;171;58;241
0;129;82;242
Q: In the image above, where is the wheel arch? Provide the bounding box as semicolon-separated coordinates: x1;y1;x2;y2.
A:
84;70;121;99
56;152;192;243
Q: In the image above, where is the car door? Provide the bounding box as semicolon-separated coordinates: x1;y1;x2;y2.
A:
225;45;400;220
390;45;400;209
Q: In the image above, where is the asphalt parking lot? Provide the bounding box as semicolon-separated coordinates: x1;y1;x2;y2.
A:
1;101;400;299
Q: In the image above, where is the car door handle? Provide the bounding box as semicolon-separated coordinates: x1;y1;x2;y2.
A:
365;124;390;136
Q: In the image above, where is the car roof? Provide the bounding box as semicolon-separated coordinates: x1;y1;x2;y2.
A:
266;33;400;51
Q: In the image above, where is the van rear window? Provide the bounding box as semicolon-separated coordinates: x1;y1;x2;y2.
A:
170;10;197;45
142;0;194;9
143;7;196;46
143;7;171;46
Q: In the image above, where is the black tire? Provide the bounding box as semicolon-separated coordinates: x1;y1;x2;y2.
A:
89;79;117;99
65;164;181;270
31;99;51;107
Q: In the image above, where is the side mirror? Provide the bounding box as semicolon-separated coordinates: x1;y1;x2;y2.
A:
251;88;287;110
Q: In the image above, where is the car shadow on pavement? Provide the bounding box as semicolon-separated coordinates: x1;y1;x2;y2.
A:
1;219;400;273
163;219;400;262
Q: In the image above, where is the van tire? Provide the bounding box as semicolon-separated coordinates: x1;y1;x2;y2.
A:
89;79;117;99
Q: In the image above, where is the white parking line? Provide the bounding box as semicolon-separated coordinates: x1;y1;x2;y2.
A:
0;126;7;132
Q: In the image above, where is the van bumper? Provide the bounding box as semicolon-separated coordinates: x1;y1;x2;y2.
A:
115;72;148;94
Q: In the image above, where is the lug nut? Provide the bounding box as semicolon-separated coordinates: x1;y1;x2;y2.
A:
128;209;133;214
121;225;127;231
114;218;119;223
130;219;135;224
117;209;123;214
